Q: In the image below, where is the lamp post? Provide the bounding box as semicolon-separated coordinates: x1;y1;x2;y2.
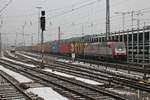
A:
106;0;110;41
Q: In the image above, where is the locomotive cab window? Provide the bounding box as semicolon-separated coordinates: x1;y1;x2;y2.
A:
116;43;125;51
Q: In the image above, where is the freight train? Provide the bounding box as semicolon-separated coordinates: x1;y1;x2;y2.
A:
18;40;127;60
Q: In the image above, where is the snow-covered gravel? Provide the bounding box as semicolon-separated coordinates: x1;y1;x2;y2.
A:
58;59;144;79
6;51;17;58
2;57;36;67
106;88;136;96
26;87;68;100
0;65;33;83
44;68;104;85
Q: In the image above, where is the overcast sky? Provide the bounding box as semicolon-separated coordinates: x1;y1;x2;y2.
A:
0;0;150;46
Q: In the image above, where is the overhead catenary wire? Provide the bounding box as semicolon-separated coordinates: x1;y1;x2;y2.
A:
2;0;99;19
46;13;148;35
19;2;150;28
4;0;103;27
47;0;102;20
3;0;147;23
3;0;150;43
0;0;13;15
2;0;150;20
11;0;150;28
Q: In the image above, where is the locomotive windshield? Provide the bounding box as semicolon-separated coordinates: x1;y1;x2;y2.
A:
116;43;125;51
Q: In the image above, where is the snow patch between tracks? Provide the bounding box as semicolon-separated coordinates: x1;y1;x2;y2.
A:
6;51;17;58
2;57;36;67
107;88;136;96
26;87;68;100
44;68;104;85
0;65;33;83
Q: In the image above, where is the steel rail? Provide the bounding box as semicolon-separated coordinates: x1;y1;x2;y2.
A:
0;58;126;100
0;70;32;100
12;52;150;93
20;51;150;74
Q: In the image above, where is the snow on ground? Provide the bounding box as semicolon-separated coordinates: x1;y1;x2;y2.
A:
57;59;70;63
2;57;36;67
6;51;17;58
72;61;91;66
0;65;32;83
106;88;136;96
5;52;103;85
26;87;68;100
16;52;41;62
44;68;104;85
58;59;103;69
72;61;105;69
58;59;144;80
106;68;143;79
10;52;145;83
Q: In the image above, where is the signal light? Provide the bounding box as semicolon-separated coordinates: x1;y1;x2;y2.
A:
40;11;45;31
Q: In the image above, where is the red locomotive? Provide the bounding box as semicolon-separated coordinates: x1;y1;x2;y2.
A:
84;41;126;59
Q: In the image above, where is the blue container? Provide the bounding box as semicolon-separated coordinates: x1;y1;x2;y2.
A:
51;42;59;53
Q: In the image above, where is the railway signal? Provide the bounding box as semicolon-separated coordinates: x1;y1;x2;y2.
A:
40;10;46;69
36;6;42;44
40;11;45;31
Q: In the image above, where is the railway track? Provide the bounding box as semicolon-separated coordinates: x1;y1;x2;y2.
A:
20;51;150;77
0;70;32;100
5;52;150;99
15;52;150;93
46;60;150;93
0;56;127;100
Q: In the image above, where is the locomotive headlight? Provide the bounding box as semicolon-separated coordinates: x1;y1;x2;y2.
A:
118;48;123;51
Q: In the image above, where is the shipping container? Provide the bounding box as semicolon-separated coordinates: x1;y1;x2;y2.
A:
59;43;71;55
51;42;59;54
